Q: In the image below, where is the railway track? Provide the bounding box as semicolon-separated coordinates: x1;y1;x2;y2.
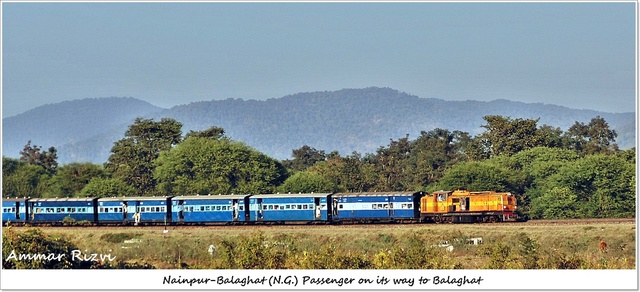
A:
9;217;634;230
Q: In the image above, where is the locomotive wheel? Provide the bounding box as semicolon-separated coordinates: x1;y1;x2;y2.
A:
434;216;441;224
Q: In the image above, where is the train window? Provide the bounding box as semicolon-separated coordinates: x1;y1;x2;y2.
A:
274;205;279;210
239;206;244;211
267;205;273;210
291;205;296;209
309;204;313;209
339;204;344;209
389;203;393;208
263;205;268;210
285;205;290;210
408;204;413;209
161;207;165;212
155;207;159;212
401;204;407;209
296;205;302;209
302;205;307;210
48;208;54;213
99;207;104;213
56;208;62;213
372;204;377;209
189;207;194;212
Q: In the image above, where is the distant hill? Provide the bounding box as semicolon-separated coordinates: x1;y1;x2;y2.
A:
2;88;635;164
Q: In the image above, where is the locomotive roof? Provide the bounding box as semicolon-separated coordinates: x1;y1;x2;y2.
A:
28;197;97;202
332;191;423;197
250;193;332;199
173;194;250;200
98;196;173;201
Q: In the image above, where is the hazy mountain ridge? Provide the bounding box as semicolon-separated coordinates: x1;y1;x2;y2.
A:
2;88;635;164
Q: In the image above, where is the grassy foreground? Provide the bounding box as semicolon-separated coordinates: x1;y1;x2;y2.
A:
3;222;635;269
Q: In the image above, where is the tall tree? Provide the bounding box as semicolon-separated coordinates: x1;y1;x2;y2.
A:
19;141;58;175
44;163;105;198
283;145;327;171
154;137;288;196
184;126;226;140
105;117;182;196
564;116;618;155
478;115;542;157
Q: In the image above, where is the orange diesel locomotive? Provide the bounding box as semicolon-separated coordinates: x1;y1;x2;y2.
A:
420;190;519;223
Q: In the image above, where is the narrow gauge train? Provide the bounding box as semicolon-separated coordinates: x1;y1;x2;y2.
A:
2;190;522;226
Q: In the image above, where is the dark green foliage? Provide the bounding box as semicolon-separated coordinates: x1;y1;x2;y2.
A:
2;157;49;198
20;141;59;175
79;177;136;198
282;145;327;171
42;163;105;198
278;171;337;193
154;137;288;195
105;117;183;196
2;228;92;269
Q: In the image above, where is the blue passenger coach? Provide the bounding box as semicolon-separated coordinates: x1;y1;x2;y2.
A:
331;192;423;222
171;194;250;224
2;198;29;223
28;198;98;223
249;193;332;222
98;197;172;223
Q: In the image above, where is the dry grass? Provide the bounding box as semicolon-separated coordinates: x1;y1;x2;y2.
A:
4;221;635;269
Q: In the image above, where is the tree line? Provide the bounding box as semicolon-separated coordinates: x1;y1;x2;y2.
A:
2;115;635;219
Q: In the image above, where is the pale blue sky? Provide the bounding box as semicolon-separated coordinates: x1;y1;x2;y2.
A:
2;2;636;117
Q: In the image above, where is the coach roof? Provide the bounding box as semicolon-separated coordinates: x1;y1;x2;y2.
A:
332;191;424;197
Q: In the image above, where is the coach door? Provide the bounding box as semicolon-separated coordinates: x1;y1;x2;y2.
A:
256;198;264;221
232;199;239;221
177;200;185;222
15;201;21;220
314;198;321;220
29;202;35;220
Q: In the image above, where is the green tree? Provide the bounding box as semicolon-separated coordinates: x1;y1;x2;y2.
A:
282;145;326;171
3;228;93;269
79;177;137;198
278;171;337;193
539;153;635;218
477;115;543;157
529;187;578;219
19;141;58;175
435;158;523;195
407;129;471;188
564;116;618;155
105;117;182;196
184;126;226;140
2;158;50;199
154;137;288;195
42;163;105;198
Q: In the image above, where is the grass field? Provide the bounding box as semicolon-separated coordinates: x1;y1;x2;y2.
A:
3;221;636;269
